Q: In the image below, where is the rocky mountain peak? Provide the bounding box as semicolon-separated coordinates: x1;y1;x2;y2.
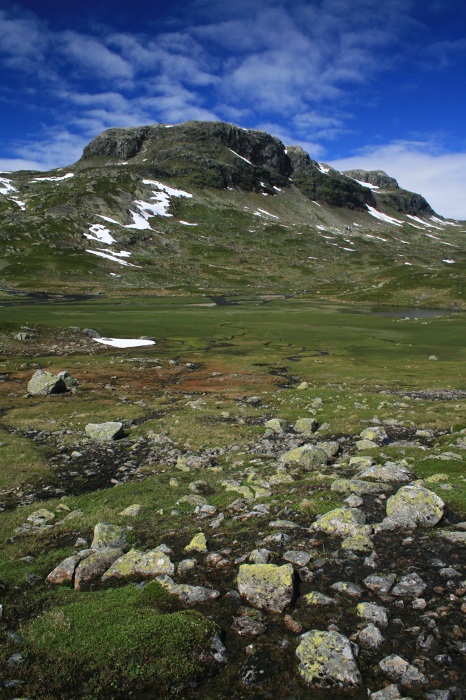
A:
343;169;399;189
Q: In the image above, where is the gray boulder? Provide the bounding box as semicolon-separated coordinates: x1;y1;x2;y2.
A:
85;422;124;441
296;630;362;688
27;370;67;396
74;547;124;590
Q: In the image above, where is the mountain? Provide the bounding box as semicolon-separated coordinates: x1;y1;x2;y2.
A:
0;120;464;306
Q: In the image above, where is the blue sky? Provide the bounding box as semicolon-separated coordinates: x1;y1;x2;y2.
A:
1;0;466;218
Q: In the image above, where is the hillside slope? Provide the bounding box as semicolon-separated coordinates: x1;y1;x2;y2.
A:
0;121;464;306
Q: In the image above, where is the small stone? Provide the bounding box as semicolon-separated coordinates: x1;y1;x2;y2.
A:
297;382;309;390
379;654;428;690
283;550;312;567
231;616;267;637
74;547;124;590
26;508;55;525
330;582;363;599
363;573;397;595
284;615;303;633
177;559;197;574
357;623;384;650
118;504;142;516
357;602;389;627
303;591;337;606
370;684;402;700
341;533;374;553
185;532;208;553
392;572;427;599
249;548;272;564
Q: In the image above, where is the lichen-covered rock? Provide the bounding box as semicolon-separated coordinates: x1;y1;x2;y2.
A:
118;504;142;516
264;418;289;434
156;574;220;605
27;509;55;525
74;547;124;590
357;602;389;627
237;563;294;613
437;530;466;544
85;422;124;441
280;445;328;470
293;418;318;436
91;522;128;550
355;439;377;450
296;630;362;688
329;581;363;599
311;507;367;537
303;591;336;606
317;441;340;459
185;532;208;553
359;462;413;483
341;533;374;552
360;427;388;443
384;485;444;529
101;548;174;581
331;478;389;495
27;370;67;396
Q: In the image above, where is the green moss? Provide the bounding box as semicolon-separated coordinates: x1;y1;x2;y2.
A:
21;583;217;698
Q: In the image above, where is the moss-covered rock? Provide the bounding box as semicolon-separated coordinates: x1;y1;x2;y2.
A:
296;630;362;688
237;563;294;613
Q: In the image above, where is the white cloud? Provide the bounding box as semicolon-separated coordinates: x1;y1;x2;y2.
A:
330;141;466;220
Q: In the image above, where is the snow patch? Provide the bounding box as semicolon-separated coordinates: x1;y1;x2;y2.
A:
92;337;155;348
317;163;330;174
179;220;198;226
254;208;279;219
32;173;74;182
366;206;403;226
83;224;116;245
273;186;282;192
228;148;252;165
352;179;379;190
86;249;140;267
443;259;456;263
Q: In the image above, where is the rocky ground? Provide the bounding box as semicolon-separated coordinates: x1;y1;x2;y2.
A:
0;328;465;699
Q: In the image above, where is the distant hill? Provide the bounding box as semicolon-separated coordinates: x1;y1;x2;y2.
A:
0;120;464;306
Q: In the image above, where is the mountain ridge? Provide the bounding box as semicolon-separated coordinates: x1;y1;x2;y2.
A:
0;120;464;306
